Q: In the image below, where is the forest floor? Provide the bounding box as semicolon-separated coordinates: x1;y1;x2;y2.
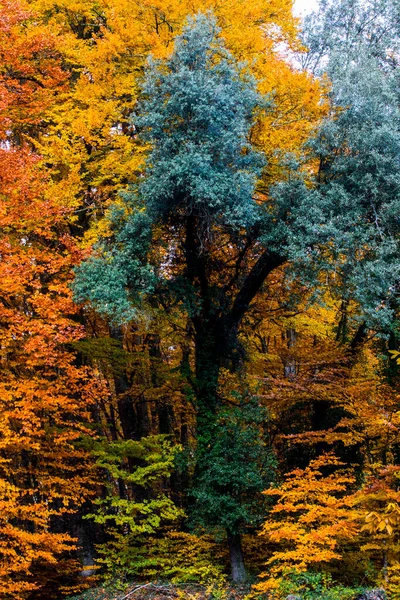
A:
68;581;253;600
67;581;389;600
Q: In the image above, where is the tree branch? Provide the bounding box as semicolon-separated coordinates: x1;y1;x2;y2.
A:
227;249;286;329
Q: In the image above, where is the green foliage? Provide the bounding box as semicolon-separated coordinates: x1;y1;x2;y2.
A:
73;211;155;323
87;436;183;580
190;399;275;536
299;0;400;330
136;11;264;229
275;571;361;600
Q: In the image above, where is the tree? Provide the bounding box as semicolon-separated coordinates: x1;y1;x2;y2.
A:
73;14;270;577
71;0;338;576
300;0;400;333
0;2;97;596
256;453;359;595
85;435;183;581
190;399;275;582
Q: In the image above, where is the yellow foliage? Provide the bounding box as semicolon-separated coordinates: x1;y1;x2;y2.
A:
354;464;400;586
25;0;323;249
145;531;228;583
386;564;400;600
255;453;360;594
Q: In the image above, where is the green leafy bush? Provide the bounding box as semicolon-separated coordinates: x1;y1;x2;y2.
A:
276;571;361;600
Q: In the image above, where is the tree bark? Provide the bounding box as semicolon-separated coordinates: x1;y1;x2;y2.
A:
227;531;247;583
194;327;220;417
284;328;297;380
228;249;285;329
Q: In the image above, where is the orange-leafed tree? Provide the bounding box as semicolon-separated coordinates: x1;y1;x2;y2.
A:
255;453;360;595
0;2;97;597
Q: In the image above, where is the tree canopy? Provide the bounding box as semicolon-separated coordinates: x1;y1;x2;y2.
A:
2;0;400;597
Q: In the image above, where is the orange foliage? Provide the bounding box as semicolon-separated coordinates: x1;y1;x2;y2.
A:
22;0;323;249
0;2;97;597
255;453;360;594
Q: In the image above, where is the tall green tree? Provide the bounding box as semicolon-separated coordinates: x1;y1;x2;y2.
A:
300;0;400;334
74;13;283;579
75;9;400;579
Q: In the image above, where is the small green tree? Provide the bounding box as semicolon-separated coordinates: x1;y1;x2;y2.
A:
190;399;275;582
87;435;183;580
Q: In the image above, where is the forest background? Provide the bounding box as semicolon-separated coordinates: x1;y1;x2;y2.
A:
2;0;400;598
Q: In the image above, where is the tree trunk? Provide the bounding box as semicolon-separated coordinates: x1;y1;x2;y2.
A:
194;327;220;418
284;328;297;380
227;531;247;583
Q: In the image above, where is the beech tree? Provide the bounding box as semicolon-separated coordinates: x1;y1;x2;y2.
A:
0;2;97;596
